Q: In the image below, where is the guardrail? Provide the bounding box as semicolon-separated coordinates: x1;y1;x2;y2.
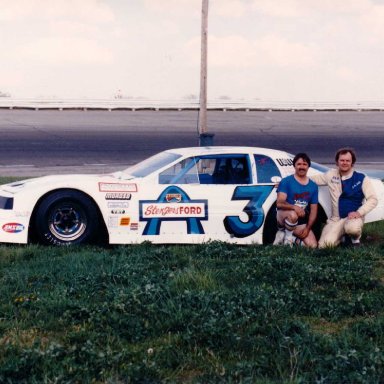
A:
0;98;384;111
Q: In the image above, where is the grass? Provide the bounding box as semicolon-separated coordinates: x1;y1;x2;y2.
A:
0;176;29;184
0;231;383;383
0;176;383;382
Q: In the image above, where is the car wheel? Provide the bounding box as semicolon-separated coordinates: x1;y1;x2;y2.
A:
34;190;100;245
312;205;327;240
263;203;278;245
263;203;328;245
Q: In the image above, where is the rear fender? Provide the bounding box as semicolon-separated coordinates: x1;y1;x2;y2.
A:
365;179;384;223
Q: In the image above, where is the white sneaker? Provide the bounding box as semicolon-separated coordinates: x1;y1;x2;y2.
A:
284;234;295;247
273;230;285;245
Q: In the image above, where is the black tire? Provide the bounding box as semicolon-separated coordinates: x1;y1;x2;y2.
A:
33;190;100;245
312;205;328;240
262;203;278;245
262;203;328;245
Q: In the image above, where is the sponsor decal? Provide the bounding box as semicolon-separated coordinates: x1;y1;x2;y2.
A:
111;209;126;214
105;192;131;200
130;222;139;231
166;193;182;203
2;222;25;233
120;217;131;226
276;158;293;167
99;182;137;192
107;202;129;208
108;217;119;228
139;186;208;235
142;204;205;217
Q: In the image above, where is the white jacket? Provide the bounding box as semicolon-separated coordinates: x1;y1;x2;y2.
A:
310;168;378;220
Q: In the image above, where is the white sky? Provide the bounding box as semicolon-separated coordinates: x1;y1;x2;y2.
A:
1;0;384;101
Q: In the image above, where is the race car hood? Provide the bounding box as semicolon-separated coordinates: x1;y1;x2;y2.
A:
0;173;130;194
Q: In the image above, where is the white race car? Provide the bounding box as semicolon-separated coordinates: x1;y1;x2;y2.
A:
0;147;383;245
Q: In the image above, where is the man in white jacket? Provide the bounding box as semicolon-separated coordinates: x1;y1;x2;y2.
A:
311;148;378;247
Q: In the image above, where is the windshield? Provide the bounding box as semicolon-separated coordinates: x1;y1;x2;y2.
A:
121;151;182;178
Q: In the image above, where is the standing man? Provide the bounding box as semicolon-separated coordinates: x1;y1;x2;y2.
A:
311;148;378;247
274;153;318;248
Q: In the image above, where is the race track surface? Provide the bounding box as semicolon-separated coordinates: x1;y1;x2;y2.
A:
0;110;383;176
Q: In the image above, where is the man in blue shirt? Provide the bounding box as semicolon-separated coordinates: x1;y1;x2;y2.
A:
274;153;319;247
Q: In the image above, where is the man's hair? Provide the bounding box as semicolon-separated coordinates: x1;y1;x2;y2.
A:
293;153;311;166
335;147;356;164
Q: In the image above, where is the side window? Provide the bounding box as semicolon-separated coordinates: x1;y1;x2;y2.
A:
254;154;281;183
159;155;252;185
197;158;216;184
200;155;251;185
159;158;199;184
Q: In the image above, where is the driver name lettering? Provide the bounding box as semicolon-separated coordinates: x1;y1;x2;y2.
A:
142;203;205;218
276;158;293;167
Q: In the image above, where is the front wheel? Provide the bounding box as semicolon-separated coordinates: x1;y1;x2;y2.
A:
33;190;100;245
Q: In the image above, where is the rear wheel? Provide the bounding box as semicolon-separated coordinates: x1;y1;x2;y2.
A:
263;203;278;245
262;203;328;245
33;190;100;245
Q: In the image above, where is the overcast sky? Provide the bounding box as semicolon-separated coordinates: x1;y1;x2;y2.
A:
1;0;384;101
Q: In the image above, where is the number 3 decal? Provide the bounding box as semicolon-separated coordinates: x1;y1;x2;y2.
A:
224;185;274;238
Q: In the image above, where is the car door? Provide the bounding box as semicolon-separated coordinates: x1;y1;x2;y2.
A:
138;154;275;244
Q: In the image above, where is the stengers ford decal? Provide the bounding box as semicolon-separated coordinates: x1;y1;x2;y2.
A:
139;186;208;235
139;185;274;238
142;204;205;218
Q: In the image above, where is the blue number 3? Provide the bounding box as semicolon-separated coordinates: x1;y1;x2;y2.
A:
224;186;274;238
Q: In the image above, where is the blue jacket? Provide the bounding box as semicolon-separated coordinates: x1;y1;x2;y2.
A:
339;171;365;218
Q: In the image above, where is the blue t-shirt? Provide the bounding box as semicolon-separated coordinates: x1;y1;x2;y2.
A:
278;175;318;214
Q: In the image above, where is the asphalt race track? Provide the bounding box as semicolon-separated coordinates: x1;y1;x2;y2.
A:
0;109;383;176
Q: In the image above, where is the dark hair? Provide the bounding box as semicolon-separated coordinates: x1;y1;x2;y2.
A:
335;148;356;164
293;153;311;167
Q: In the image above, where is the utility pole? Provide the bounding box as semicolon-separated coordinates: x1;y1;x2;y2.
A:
198;0;214;146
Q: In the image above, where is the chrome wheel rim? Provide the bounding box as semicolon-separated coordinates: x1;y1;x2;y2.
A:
48;203;87;241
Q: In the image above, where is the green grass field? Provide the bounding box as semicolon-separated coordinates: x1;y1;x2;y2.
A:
0;226;383;383
0;176;383;382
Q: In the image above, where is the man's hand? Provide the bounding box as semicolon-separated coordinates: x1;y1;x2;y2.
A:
348;211;362;220
293;205;306;218
296;226;310;240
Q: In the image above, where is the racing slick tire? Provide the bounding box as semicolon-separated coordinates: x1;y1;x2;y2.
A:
262;203;328;245
33;190;101;245
262;203;278;245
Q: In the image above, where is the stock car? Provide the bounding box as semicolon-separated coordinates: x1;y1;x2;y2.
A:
0;147;383;246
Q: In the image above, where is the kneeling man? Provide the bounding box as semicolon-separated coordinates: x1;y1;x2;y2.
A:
311;148;378;247
274;153;318;248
